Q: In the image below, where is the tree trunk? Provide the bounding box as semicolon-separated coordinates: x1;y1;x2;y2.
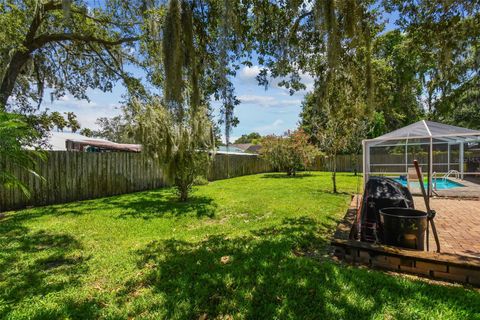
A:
0;50;31;109
1;1;62;109
332;154;337;193
353;153;358;176
179;185;189;202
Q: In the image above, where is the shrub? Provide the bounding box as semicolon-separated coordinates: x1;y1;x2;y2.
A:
193;176;209;186
0;111;45;197
261;129;318;176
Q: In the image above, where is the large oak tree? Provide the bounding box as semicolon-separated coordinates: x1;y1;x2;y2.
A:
0;0;144;112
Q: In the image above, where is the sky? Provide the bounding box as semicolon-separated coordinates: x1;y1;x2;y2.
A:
42;6;399;143
44;64;314;143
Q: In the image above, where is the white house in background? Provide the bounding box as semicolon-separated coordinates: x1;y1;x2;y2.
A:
46;131;141;152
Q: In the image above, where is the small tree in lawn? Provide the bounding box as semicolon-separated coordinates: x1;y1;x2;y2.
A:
314;70;366;193
132;0;219;201
133;98;213;201
317;117;353;193
262;129;318;176
289;129;319;174
344;112;386;176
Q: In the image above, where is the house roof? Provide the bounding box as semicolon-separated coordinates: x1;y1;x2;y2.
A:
245;144;262;154
231;143;254;151
217;145;246;153
229;143;262;154
46;132;141;152
47;132;110;150
67;139;142;152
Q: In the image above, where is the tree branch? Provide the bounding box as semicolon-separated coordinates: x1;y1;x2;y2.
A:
43;1;64;12
289;10;313;39
71;8;142;27
41;1;141;28
87;43;125;79
29;34;140;52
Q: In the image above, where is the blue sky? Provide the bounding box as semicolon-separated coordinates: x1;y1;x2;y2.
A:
43;5;398;143
44;63;314;142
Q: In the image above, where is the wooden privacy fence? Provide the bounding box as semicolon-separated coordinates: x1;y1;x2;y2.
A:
208;153;272;180
310;154;363;172
0;152;362;212
1;152;165;212
0;152;273;212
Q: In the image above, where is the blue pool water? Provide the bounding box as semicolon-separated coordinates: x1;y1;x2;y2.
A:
394;178;464;190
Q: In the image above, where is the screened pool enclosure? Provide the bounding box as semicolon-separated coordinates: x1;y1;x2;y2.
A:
362;120;480;195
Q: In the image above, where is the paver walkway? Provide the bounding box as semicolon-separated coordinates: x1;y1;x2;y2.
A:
414;197;480;259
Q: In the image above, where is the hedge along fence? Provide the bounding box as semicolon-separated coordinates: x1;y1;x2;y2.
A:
0;151;273;212
0;152;362;212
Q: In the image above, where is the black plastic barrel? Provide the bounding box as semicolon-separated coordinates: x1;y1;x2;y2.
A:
379;208;428;250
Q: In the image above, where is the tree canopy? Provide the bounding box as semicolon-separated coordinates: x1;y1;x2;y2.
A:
381;0;480;128
234;132;262;145
1;1;478;132
0;0;144;113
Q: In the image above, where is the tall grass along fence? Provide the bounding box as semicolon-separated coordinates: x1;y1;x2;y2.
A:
0;152;272;212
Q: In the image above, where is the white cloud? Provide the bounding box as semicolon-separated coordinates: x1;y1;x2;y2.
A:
238;94;302;108
238;65;262;81
49;95;99;109
254;119;286;134
107;103;122;111
220;134;240;144
43;94;122;129
237;65;315;93
238;95;275;106
78;113;104;129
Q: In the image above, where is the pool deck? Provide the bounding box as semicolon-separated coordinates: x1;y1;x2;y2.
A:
433;178;480;198
331;196;480;285
408;177;480;199
415;196;480;259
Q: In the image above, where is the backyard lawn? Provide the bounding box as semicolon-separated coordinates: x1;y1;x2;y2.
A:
1;172;479;319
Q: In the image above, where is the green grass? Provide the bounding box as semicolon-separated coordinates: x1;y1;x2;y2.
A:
0;172;479;319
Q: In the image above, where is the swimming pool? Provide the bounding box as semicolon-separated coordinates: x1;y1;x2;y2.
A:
393;178;464;190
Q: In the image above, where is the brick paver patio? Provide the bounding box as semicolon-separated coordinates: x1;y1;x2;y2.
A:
414;197;480;259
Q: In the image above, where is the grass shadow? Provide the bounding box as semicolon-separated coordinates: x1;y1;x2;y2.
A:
102;190;218;220
261;172;314;179
3;188;218;222
119;217;480;319
1;202;95;223
311;189;352;196
0;220;90;317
